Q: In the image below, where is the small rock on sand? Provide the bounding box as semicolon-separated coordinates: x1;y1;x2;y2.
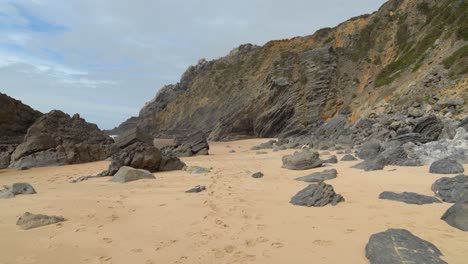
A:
185;185;206;193
379;191;441;205
295;169;337;183
290;182;344;207
16;212;65;230
429;158;464;174
109;166;155;183
252;172;264;178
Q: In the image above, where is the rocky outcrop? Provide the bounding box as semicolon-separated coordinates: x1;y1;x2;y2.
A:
366;229;447;264
441;202;468;231
16;212;65;230
290;182;344;207
161;131;209;157
431;175;468;203
0;93;42;144
282;149;323;170
111;0;467;140
109;166;156;183
429;158;464;174
379;191;441;205
9;110;113;169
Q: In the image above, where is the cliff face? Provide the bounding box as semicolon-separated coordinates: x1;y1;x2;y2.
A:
0;93;42;144
113;0;468;140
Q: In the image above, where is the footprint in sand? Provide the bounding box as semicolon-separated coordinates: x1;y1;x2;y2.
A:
312;240;333;246
102;237;113;244
131;248;143;253
271;242;284;248
98;256;112;264
224;245;236;254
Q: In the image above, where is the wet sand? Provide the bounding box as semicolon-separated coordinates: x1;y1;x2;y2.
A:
0;139;467;264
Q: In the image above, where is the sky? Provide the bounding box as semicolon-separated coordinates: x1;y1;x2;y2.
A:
0;0;387;129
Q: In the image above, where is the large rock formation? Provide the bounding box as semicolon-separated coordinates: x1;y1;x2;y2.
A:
9;110;113;169
366;229;447;264
109;0;467;141
0;93;42;168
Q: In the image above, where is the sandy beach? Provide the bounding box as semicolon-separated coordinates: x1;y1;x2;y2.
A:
1;139;467;264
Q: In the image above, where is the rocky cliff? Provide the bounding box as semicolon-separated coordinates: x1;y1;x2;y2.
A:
0;93;42;144
111;0;467;140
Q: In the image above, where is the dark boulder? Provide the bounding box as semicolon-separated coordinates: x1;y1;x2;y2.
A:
159;156;186;171
162;131;209;157
252;172;264;178
185;185;206;193
102;142;162;176
441;202;468;231
113;127;153;149
354;146;421;171
9;110;113;169
431;175;468;203
366;229;447;264
323;155;338;164
290;182;344;207
412;115;443;142
429;158;464;174
109;166;156;183
341;154;357;161
357;141;382;160
282;149;323;170
16;212;65;230
295;169;337;183
379;191;441;205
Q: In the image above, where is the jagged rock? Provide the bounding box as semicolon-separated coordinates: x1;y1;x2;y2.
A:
0;93;42;145
295;169;337;183
404;128;468;164
185;185;206;193
408;108;424;118
431;175;468;203
341;154;357;161
162;131;209;157
412;115;443;142
109;166;155;183
159;156;186;171
102;142;162;176
0;183;36;199
354;146;421;171
113;127;153;149
16;212;65;230
441;202;468;231
290;182;344;207
390;133;429;144
429;158;464;174
366;229;447;264
282;149;323;170
323;155;338;164
185;166;211;174
379;191;441;205
252;172;264;178
357;141;382;160
9;110;113;169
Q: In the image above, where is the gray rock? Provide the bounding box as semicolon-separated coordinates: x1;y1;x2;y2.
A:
429;158;464;174
252;172;264;178
295;169;337;183
366;229;447;264
357;142;382;160
113;127;153;149
256;151;268;155
16;212;65;230
412;115;443;142
323;155;338;164
379;191;441;205
0;183;36;199
431;175;468;203
251;140;277;150
282;149;323;170
159;156;186;171
408;108;424;118
441;202;468;231
290;182;344;207
354;146;422;171
162;131;209;157
185;166;211;174
185;185;206;193
341;154;357;161
109;166;155;183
